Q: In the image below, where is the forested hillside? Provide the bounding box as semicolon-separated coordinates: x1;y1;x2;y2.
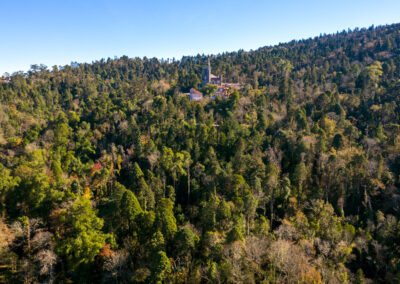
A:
1;23;400;283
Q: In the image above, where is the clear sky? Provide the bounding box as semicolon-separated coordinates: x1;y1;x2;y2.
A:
1;0;400;74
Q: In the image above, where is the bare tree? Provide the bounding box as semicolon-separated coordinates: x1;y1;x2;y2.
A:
34;249;57;282
103;249;129;283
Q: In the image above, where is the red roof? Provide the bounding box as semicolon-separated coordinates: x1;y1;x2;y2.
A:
190;88;202;95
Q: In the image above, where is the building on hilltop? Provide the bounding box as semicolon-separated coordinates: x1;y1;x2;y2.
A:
199;58;243;100
0;76;10;83
202;58;222;87
222;82;242;89
189;88;203;101
212;86;231;100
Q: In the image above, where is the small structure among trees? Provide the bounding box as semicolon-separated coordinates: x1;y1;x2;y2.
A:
201;58;222;87
189;88;203;101
189;58;242;101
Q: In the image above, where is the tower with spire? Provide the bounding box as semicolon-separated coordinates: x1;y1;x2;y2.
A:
202;58;222;87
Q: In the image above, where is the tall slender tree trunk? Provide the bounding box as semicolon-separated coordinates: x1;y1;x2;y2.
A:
187;166;191;204
270;187;275;228
163;175;166;197
27;221;31;257
247;216;250;235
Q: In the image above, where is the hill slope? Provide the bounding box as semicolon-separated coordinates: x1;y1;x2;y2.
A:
0;23;400;283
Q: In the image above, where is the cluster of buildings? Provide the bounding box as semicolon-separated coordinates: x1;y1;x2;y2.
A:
188;59;242;101
0;75;11;83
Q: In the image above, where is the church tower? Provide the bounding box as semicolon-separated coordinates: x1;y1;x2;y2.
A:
201;58;222;87
202;58;211;87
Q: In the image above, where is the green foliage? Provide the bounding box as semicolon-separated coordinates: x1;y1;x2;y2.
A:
216;199;231;230
200;195;219;231
254;216;270;236
120;189;142;235
10;150;63;217
174;227;199;260
150;231;165;252
0;163;19;216
332;133;344;150
155;198;177;242
1;24;400;282
226;226;244;243
151;251;171;284
201;83;218;96
57;198;107;281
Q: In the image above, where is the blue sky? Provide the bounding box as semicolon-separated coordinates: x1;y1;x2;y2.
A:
1;0;400;74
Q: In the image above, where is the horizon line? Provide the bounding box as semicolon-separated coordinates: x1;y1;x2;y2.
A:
2;22;398;76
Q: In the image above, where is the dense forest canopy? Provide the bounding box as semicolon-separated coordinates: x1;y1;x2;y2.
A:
1;23;400;283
